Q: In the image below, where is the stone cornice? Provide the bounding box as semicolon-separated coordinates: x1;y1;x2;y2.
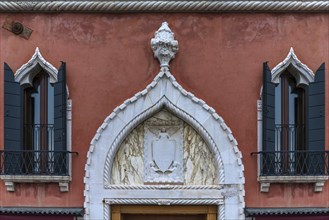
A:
0;1;328;13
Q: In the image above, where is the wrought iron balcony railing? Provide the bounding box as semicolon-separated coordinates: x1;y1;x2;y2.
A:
251;151;329;176
0;150;78;176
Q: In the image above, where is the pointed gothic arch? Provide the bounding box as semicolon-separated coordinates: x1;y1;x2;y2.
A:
15;47;58;86
84;22;245;220
271;47;315;86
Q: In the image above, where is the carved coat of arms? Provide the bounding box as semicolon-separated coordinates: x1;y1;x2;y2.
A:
151;129;176;173
144;111;183;184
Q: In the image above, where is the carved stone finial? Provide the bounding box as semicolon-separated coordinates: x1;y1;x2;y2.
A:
151;22;178;68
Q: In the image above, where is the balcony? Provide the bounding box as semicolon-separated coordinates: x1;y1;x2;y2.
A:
255;150;329;176
252;151;329;192
0;150;78;192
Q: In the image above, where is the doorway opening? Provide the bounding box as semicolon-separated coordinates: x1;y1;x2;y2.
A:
112;205;217;220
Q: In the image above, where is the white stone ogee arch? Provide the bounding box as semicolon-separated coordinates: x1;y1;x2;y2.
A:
271;47;315;86
258;47;315;101
103;96;226;186
84;22;245;220
15;47;58;86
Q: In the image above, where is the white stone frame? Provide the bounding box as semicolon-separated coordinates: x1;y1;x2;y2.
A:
257;48;327;192
0;47;73;192
84;22;244;220
15;47;58;86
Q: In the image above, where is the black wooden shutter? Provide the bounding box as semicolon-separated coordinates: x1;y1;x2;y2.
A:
262;62;276;175
263;62;276;151
4;63;22;151
53;62;67;174
4;63;22;174
306;63;325;173
54;62;67;151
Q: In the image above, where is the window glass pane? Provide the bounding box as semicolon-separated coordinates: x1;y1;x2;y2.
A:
275;82;281;125
275;82;281;152
31;81;41;151
288;83;297;126
31;82;40;125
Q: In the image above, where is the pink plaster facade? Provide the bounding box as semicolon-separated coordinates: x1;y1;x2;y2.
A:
0;11;328;215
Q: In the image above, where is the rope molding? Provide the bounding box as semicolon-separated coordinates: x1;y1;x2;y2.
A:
105;185;223;190
103;96;225;185
104;198;223;205
0;1;328;13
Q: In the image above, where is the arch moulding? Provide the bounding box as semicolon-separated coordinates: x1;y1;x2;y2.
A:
15;47;58;87
84;22;245;220
271;47;315;86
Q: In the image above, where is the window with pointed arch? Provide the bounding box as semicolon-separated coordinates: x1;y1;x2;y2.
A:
23;70;55;173
3;62;70;176
274;70;306;173
261;60;326;176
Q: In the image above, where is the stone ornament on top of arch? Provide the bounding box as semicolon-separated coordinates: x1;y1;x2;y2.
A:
271;47;315;86
14;47;58;86
84;22;245;220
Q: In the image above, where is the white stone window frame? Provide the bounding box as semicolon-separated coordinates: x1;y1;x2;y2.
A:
257;47;328;193
0;47;73;192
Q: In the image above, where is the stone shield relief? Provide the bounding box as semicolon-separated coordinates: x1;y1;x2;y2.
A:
111;109;218;185
144;110;184;184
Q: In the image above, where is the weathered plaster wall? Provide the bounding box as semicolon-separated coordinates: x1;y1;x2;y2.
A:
0;13;328;208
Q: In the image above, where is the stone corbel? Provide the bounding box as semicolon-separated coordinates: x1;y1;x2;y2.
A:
1;175;71;192
258;176;328;193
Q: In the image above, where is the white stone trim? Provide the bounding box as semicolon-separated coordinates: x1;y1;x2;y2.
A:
105;185;222;190
0;175;71;192
15;47;58;86
103;200;224;220
103;97;225;185
84;22;244;220
271;47;315;86
104;198;223;205
257;100;262;177
258;176;329;192
67;99;73;176
104;199;224;220
0;1;327;12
